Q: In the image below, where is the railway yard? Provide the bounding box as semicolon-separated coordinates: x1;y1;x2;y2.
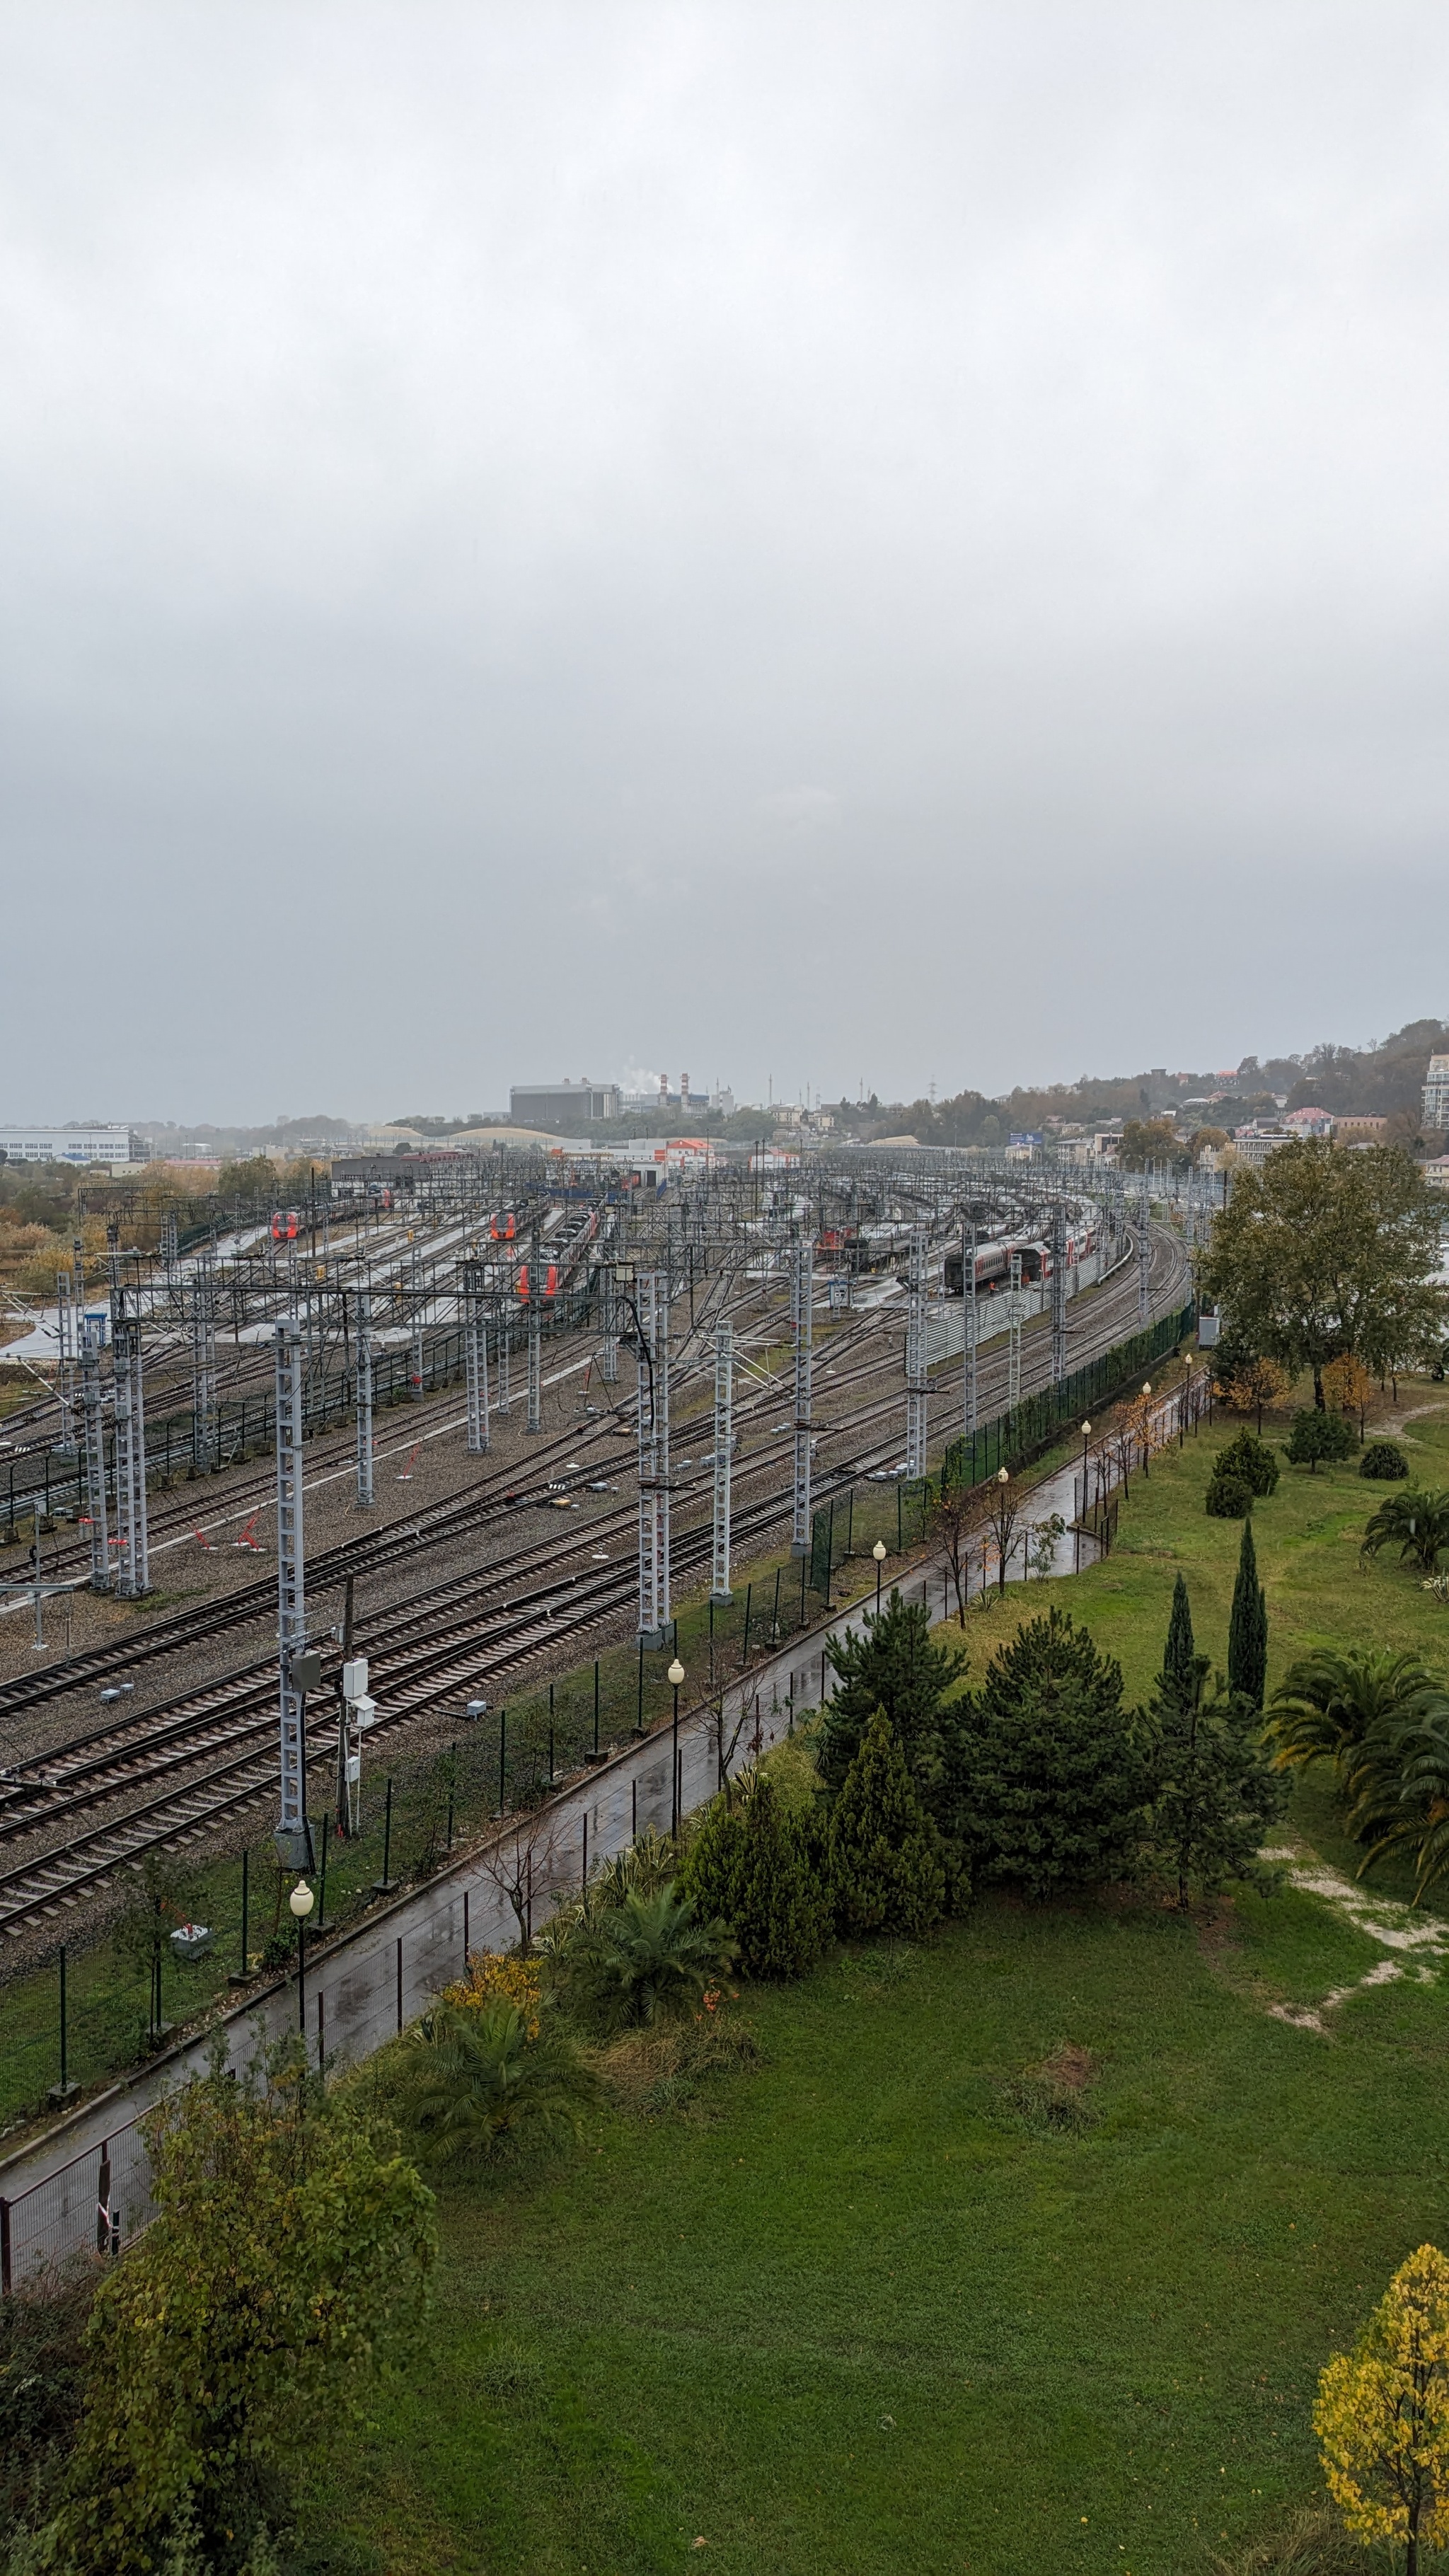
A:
0;1152;1191;1978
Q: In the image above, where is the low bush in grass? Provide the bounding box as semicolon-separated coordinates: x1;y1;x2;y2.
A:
1206;1466;1254;1518
1218;1426;1281;1496
1361;1440;1410;1480
1286;1408;1358;1472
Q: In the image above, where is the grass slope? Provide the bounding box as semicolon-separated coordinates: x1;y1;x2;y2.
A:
289;1387;1449;2576
302;1893;1449;2576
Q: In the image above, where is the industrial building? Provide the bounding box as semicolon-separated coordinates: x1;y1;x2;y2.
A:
509;1080;620;1132
0;1124;146;1169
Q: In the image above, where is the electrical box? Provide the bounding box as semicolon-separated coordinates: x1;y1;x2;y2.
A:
345;1755;361;1784
352;1695;376;1730
342;1657;369;1700
291;1650;323;1694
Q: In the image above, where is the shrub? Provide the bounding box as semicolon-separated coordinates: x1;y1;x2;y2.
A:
953;1609;1146;1899
1362;1440;1410;1481
1286;1407;1358;1472
1206;1469;1253;1518
1218;1427;1281;1496
1361;1489;1449;1576
56;2042;435;2574
828;1713;947;1938
679;1772;831;1980
597;2006;759;2116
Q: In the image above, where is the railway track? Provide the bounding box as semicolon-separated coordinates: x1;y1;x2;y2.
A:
0;1228;1188;1941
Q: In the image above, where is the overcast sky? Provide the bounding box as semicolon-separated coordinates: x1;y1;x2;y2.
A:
2;2;1448;1124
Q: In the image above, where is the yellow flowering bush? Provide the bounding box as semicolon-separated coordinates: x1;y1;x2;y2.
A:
439;1951;541;2040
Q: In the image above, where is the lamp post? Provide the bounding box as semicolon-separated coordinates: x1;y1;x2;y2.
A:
872;1537;887;1612
289;1878;314;2038
1141;1380;1153;1477
668;1656;685;1835
1078;1422;1092;1569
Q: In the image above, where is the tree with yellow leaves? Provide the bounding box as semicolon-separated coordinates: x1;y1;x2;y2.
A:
1225;1355;1293;1433
1314;2242;1449;2576
1322;1351;1375;1439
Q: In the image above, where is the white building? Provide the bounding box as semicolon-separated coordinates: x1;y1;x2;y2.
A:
1423;1056;1449;1129
0;1124;145;1169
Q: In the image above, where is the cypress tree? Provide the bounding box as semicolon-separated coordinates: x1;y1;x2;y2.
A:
1163;1576;1196;1704
828;1713;947;1939
1146;1653;1287;1906
679;1774;831;1980
1228;1519;1269;1709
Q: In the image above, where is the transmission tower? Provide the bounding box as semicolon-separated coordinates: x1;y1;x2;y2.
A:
1050;1199;1068;1383
599;1223;619;1385
354;1287;374;1506
791;1236;814;1553
635;1271;671;1644
962;1219;978;1438
409;1244;425;1399
112;1311;150;1598
463;1258;491;1453
526;1228;543;1433
905;1224;928;1479
274;1320;315;1871
1006;1251;1023;1411
190;1259;217;1474
710;1319;734;1604
54;1269;76;1451
77;1317;110;1593
496;1269;512;1414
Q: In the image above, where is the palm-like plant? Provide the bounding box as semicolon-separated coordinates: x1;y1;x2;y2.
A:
587;1887;735;2030
1361;1489;1449;1576
397;1999;596;2169
1264;1648;1442;1777
1344;1702;1449;1893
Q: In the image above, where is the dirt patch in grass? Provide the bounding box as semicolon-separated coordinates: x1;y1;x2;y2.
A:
1001;2040;1098;2133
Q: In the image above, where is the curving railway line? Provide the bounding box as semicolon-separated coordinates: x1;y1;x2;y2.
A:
0;1225;1189;1942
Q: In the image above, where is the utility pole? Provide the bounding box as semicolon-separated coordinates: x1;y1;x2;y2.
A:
791;1235;814;1554
1006;1250;1023;1412
1138;1182;1151;1322
354;1286;374;1506
905;1223;928;1479
636;1271;671;1644
710;1318;734;1604
496;1268;512;1414
463;1257;490;1454
77;1317;110;1594
112;1307;150;1599
274;1321;317;1872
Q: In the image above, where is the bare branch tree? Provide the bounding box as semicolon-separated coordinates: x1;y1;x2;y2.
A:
471;1810;569;1953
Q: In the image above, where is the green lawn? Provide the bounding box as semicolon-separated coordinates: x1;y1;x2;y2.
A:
298;1887;1449;2576
288;1387;1449;2576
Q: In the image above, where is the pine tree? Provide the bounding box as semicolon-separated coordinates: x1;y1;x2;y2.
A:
818;1590;957;1807
1146;1653;1287;1906
1163;1575;1196;1703
954;1608;1145;1899
679;1773;831;1980
827;1713;947;1939
1228;1518;1269;1709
